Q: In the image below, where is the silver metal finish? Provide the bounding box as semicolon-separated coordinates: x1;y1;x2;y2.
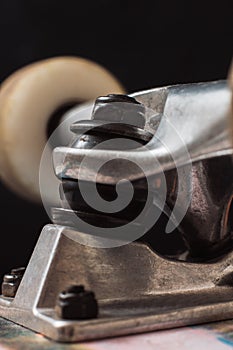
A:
54;81;233;258
54;81;232;183
1;81;233;342
2;225;233;342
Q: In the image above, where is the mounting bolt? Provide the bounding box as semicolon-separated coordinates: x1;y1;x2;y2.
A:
55;285;98;320
1;267;26;298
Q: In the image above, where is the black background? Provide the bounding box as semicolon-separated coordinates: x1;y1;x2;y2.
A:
0;0;232;279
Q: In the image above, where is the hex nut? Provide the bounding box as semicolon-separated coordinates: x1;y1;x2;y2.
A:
92;94;146;129
1;267;25;298
56;285;98;320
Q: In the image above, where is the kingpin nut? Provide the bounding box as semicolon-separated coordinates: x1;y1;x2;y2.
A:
92;94;146;129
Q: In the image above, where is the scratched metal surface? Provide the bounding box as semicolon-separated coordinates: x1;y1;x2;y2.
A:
1;318;233;349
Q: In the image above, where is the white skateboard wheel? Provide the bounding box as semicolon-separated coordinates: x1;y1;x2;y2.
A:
0;57;125;202
229;61;233;141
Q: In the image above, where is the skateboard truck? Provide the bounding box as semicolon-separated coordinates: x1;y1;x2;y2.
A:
1;81;233;342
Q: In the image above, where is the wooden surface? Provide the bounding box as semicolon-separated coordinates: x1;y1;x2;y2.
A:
1;317;233;349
